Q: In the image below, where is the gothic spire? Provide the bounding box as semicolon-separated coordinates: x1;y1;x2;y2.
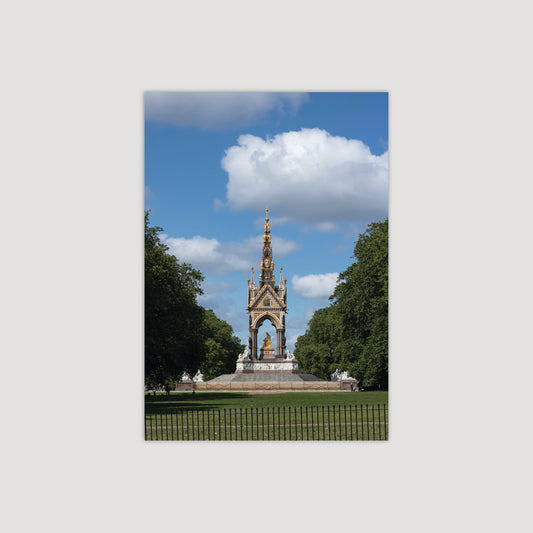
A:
260;206;274;285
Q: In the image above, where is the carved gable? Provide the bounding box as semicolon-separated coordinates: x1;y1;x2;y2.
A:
249;283;284;310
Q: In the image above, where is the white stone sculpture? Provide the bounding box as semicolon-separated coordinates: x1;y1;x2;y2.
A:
180;370;204;383
237;347;250;361
286;350;295;360
331;368;355;382
236;361;299;372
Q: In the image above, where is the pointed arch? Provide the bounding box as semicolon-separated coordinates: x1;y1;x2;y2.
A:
253;312;282;330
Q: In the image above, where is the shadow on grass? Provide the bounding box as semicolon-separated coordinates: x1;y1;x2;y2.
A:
144;391;389;413
145;392;250;413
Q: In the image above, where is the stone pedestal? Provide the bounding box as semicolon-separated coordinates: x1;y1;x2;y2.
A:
260;346;275;359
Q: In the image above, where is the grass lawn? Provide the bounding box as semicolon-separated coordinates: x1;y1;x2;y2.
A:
145;390;388;413
145;391;388;441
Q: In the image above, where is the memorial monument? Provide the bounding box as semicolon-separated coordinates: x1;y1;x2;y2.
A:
207;208;324;385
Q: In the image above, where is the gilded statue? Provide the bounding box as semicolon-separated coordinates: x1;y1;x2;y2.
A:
262;332;273;349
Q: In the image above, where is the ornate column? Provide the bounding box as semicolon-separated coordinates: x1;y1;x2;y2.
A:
276;329;283;357
251;328;258;359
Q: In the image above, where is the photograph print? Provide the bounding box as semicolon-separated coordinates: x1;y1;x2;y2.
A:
144;91;388;441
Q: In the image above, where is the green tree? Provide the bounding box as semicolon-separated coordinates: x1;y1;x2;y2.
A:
199;309;244;381
294;220;388;389
332;219;388;389
294;306;342;380
145;211;206;387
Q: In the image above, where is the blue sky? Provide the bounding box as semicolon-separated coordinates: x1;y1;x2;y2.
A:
145;92;388;351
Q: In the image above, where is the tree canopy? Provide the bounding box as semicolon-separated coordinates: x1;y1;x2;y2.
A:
145;212;243;387
293;306;342;380
145;212;206;386
200;309;243;381
294;220;388;389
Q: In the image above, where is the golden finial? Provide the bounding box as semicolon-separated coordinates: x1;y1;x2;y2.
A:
264;207;270;235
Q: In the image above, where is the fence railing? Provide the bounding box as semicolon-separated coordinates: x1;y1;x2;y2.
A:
145;404;388;441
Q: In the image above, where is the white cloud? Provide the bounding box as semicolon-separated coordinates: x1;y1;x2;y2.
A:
221;128;388;224
197;280;232;305
145;92;308;129
314;222;339;232
197;282;242;331
292;272;340;299
204;298;242;334
162;234;300;275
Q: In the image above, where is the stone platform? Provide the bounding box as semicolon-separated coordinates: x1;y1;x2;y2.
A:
208;348;326;388
208;372;325;383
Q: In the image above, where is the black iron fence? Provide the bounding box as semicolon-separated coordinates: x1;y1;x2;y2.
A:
145;404;388;441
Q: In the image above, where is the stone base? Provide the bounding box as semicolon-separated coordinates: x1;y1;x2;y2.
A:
235;359;299;374
208;372;326;383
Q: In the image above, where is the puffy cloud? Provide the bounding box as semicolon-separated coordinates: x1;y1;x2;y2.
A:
145;92;308;129
162;234;300;274
292;273;340;299
221;128;388;224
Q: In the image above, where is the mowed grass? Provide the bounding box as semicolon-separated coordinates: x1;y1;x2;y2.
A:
145;390;388;413
145;392;389;440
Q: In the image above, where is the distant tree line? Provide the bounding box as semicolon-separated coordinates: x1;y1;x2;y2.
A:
294;220;388;390
145;212;243;389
